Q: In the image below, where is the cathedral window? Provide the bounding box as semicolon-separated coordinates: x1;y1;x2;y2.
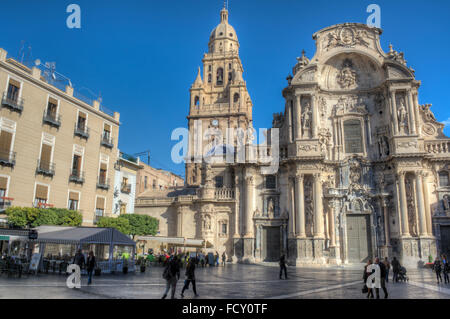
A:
228;63;232;70
194;96;200;107
344;119;363;154
208;73;212;83
233;93;239;103
217;68;224;85
439;171;449;187
265;175;276;189
208;65;212;72
228;72;232;82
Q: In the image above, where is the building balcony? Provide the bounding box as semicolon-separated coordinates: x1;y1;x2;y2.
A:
36;160;56;177
1;92;24;113
69;169;85;184
43;110;61;128
96;177;110;190
0;150;16;167
214;188;235;200
0;196;13;212
100;133;114;149
74;123;90;139
121;183;131;194
33;202;54;209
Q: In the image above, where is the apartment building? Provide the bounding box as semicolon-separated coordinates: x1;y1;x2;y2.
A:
0;48;120;225
113;152;142;215
136;161;184;196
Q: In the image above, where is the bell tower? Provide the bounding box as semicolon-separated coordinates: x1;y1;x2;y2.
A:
186;7;253;186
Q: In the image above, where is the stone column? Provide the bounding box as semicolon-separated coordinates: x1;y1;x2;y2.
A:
390;90;399;135
288;177;296;237
328;203;336;247
407;90;416;135
177;207;183;237
415;173;427;236
244;175;254;237
381;198;391;246
313;173;324;238
423;174;432;236
413;93;420;135
287;101;293;142
295;174;306;237
295;95;301;140
311;94;318;138
233;173;241;237
397;172;410;236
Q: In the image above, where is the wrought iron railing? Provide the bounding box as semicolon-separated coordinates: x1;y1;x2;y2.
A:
0;150;16;166
36;160;56;176
74;123;89;139
43;110;61;127
101;133;114;148
97;176;110;190
69;169;85;184
121;183;132;194
1;92;24;112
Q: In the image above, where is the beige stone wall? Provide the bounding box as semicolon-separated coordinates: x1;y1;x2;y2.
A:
135;162;184;196
0;51;120;225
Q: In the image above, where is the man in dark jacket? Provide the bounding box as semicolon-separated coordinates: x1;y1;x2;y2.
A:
279;254;287;279
86;251;96;285
73;249;85;269
162;256;181;299
391;257;400;283
375;257;389;299
181;258;199;298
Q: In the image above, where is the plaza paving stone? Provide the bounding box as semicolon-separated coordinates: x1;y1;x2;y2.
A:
0;263;449;299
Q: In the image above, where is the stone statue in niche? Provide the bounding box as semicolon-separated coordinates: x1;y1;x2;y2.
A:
267;197;275;217
301;101;312;137
397;98;408;131
443;195;450;211
378;136;390;157
337;59;357;89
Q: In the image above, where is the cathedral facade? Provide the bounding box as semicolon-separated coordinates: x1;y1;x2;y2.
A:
135;9;450;266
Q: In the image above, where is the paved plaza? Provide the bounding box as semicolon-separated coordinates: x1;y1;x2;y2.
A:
0;263;449;299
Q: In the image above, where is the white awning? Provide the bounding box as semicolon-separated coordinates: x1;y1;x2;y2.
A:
138;236;204;246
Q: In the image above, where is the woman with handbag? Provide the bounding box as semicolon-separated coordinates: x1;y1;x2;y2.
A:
181;258;199;298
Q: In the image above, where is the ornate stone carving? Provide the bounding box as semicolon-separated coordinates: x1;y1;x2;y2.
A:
325;27;369;50
397;141;418;149
334;95;367;116
387;44;407;66
304;177;314;237
405;178;418;237
422;123;436;136
298;144;318;152
318;96;327;119
337;59;357;89
318;128;332;156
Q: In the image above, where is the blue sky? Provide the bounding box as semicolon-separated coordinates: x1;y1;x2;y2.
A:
1;0;449;178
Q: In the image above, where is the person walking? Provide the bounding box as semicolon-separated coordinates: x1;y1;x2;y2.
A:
215;251;219;267
391;257;400;283
162;256;181;299
222;252;226;267
279;254;288;279
375;257;389;299
86;251;96;285
433;257;443;284
181;258;199;298
444;258;450;284
363;259;374;299
73;249;85;270
383;257;391;283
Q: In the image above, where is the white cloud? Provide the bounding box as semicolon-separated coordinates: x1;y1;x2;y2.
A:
442;118;450;127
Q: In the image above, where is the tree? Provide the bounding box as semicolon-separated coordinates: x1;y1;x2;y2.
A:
5;207;82;228
120;214;159;239
96;216;131;235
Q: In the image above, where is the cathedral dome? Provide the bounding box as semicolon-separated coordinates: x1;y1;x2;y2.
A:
208;8;239;53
